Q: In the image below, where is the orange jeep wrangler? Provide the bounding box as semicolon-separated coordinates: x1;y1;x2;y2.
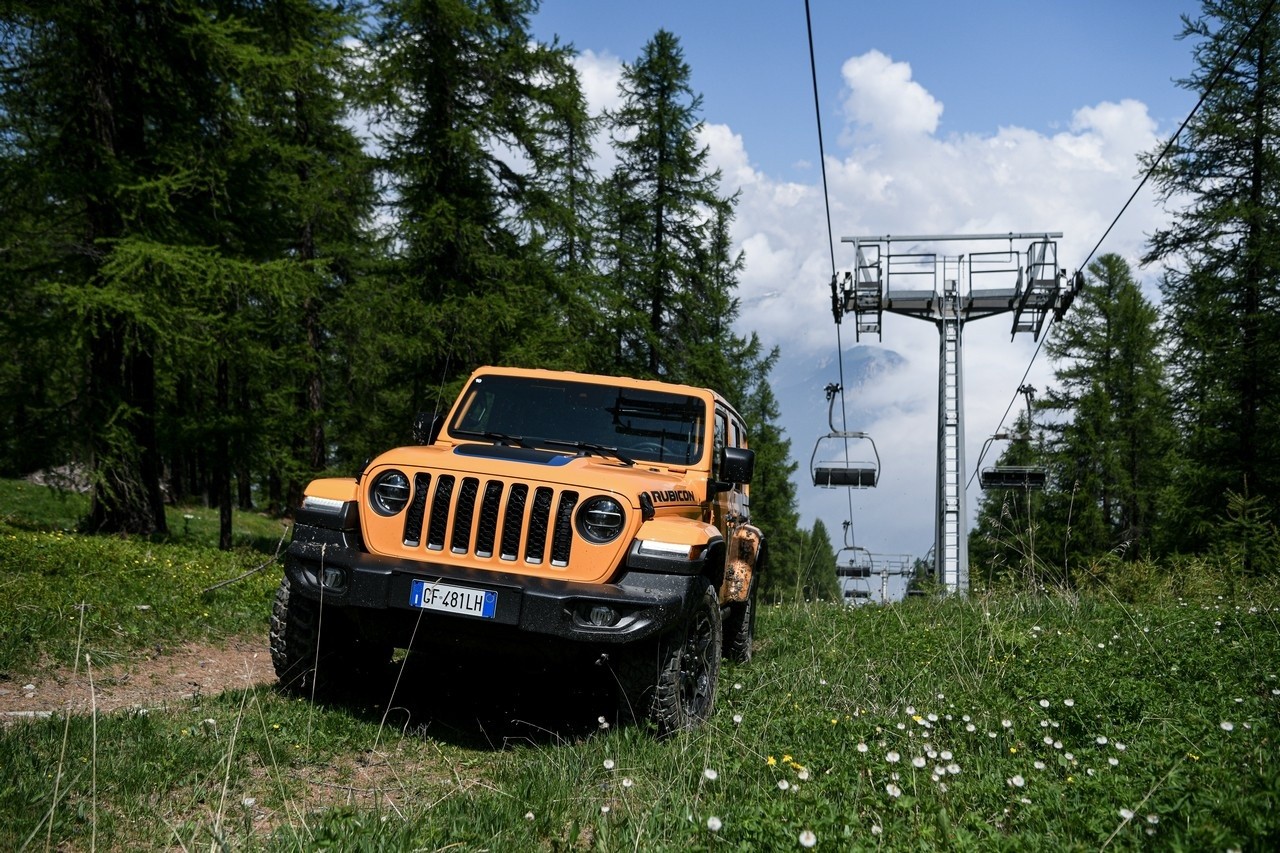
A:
271;366;764;732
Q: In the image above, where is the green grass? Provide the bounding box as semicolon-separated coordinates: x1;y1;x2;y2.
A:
1;479;1278;850
0;476;292;549
0;526;281;672
0;479;287;673
0;478;89;532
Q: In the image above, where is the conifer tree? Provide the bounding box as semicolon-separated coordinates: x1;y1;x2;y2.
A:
972;255;1172;584
1142;0;1280;561
0;1;371;540
504;46;610;371
0;1;274;534
228;0;375;510
969;412;1053;586
356;0;580;452
604;29;727;378
772;518;839;603
1041;254;1173;560
602;30;802;580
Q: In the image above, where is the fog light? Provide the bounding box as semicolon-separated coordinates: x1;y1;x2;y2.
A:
321;566;348;592
585;604;619;627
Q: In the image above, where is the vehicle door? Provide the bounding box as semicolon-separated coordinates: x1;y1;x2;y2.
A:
713;406;751;564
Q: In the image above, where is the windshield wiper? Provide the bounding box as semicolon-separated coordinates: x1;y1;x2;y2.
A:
453;429;527;447
540;439;635;466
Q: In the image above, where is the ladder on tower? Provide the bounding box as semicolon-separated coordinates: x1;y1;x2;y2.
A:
1011;240;1062;339
937;287;966;594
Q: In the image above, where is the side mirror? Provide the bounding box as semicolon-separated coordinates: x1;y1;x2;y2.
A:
412;412;444;445
718;446;755;486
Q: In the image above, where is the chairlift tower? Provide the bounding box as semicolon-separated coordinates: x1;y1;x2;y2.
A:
830;233;1081;595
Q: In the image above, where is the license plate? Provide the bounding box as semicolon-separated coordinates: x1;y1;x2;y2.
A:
409;579;497;619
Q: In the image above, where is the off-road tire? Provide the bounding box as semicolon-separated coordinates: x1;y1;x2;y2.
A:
269;575;390;697
723;578;756;664
614;581;722;735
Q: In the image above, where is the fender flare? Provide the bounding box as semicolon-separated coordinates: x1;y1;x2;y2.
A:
724;524;764;604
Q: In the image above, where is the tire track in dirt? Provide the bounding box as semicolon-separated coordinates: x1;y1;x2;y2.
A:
0;635;273;721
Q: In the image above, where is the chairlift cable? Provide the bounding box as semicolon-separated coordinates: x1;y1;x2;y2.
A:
804;0;838;284
803;0;849;422
805;0;861;537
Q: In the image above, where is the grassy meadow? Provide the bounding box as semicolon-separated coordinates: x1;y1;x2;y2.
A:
1;478;1278;850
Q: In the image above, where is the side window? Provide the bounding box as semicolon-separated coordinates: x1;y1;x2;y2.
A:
713;410;728;477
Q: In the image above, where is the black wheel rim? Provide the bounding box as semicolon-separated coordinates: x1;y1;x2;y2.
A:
678;601;715;717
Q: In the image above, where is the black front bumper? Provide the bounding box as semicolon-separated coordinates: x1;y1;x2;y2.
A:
283;525;702;645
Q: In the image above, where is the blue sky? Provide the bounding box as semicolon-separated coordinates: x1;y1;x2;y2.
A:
532;1;1200;180
529;1;1207;588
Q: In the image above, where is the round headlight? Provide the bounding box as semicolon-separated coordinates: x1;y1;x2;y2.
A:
577;495;626;543
369;469;411;516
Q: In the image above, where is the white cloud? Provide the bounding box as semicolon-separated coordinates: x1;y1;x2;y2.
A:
728;90;1165;354
1070;99;1160;167
840;50;943;139
573;49;625;115
698;122;758;188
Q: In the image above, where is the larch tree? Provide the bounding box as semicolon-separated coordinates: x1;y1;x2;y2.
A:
1040;254;1173;562
971;255;1173;585
0;0;274;534
227;0;376;514
968;411;1054;587
603;30;802;584
1142;0;1280;564
508;49;609;371
604;29;727;379
355;0;579;455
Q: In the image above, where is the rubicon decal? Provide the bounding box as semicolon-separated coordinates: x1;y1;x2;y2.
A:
649;489;696;503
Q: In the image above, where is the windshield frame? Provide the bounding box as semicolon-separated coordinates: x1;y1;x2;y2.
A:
448;373;709;466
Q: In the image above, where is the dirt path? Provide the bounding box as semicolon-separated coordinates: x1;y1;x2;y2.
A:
0;636;274;721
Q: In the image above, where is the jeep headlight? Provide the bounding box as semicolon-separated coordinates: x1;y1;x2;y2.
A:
577;495;625;543
369;469;411;516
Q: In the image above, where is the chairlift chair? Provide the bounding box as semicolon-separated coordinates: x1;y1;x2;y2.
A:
977;432;1046;490
810;384;881;488
979;465;1047;489
835;545;874;579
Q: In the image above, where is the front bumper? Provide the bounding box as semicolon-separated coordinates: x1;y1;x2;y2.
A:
284;525;702;645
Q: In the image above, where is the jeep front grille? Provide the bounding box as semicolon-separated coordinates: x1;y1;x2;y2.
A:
401;474;580;568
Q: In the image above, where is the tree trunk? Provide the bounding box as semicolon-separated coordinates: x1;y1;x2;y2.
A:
216;357;233;551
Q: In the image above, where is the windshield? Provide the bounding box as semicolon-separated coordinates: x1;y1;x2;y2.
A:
449;374;707;465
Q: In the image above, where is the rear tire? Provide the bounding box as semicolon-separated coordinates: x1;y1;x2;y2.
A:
615;581;722;735
723;578;756;664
